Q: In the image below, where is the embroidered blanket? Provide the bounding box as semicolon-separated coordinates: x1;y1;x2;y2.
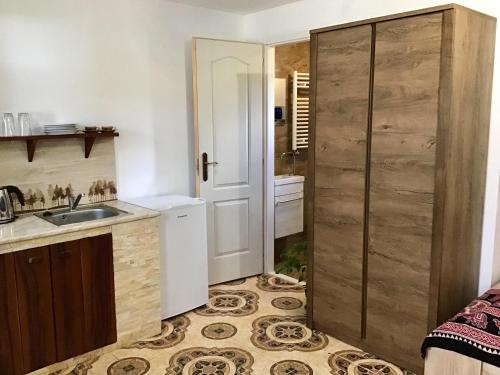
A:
421;289;500;367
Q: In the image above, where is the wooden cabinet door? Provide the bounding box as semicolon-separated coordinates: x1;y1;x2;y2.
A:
50;240;86;361
366;13;443;371
0;253;23;375
312;24;373;341
52;234;117;358
14;246;57;373
81;234;117;350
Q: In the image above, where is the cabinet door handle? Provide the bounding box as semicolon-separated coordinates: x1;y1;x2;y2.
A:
56;249;71;258
28;256;43;264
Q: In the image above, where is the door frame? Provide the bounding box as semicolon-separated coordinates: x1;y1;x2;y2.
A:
263;45;275;274
263;37;311;275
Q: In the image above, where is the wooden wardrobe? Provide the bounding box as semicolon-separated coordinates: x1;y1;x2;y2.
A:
307;4;496;374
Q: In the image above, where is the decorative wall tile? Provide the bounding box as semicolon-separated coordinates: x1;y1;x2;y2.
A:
0;138;117;211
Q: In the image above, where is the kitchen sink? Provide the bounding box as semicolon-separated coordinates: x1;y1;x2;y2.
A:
35;204;129;226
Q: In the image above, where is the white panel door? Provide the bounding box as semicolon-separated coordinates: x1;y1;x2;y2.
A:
193;38;264;285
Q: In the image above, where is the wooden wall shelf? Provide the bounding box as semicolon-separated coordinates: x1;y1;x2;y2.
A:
0;132;119;162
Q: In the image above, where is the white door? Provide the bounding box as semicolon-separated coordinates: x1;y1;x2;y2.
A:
193;38;264;285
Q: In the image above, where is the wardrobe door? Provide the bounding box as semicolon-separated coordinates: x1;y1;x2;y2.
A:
312;25;372;341
366;13;443;370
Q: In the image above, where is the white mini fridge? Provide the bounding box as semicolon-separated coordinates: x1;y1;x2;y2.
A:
129;195;208;319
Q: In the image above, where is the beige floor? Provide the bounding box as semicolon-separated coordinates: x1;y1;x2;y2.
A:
52;275;415;375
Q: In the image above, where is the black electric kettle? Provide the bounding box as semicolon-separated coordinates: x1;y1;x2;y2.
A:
0;185;25;224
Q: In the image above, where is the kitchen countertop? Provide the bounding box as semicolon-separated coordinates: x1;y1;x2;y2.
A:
0;200;160;246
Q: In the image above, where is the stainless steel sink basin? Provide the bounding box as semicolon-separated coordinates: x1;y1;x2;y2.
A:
35;205;129;226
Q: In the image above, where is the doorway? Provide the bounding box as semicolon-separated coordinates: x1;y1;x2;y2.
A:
192;37;311;284
267;40;311;281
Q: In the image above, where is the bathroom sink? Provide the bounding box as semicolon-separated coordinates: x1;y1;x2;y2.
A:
35;205;129;226
274;174;305;186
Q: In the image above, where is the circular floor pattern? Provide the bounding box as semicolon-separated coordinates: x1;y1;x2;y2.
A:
195;289;259;317
328;350;403;375
270;360;313;375
251;315;328;351
127;315;190;349
165;347;254;375
107;357;150;375
202;323;238;340
257;275;305;293
271;296;303;310
49;356;99;375
224;278;247;286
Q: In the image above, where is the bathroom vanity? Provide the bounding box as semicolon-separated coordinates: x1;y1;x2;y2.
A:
274;175;305;239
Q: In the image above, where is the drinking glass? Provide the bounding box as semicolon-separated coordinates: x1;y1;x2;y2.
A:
18;113;32;136
2;113;17;136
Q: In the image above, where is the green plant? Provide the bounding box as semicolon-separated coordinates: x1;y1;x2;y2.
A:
276;240;307;282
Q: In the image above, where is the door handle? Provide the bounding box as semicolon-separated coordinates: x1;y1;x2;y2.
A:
202;152;218;182
275;198;302;207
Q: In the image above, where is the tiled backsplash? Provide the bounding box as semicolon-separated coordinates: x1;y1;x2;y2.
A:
0;138;117;212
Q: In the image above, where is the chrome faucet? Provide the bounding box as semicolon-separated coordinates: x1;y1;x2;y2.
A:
280;150;300;175
68;193;83;211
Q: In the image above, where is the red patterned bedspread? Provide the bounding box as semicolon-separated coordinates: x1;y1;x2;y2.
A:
422;289;500;367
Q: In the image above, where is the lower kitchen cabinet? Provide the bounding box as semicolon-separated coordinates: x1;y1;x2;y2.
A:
3;233;117;374
81;234;117;351
0;253;24;375
51;240;86;361
51;234;117;362
15;246;57;373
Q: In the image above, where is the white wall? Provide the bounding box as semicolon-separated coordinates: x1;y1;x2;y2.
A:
244;0;500;293
0;0;244;198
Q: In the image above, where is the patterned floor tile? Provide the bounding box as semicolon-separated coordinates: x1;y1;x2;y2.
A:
202;322;238;340
127;315;190;349
257;274;305;293
48;356;99;375
270;360;314;374
86;353;125;375
107;357;150;375
271;296;303;310
329;350;405;375
165;347;254;375
251;315;329;351
195;289;259;317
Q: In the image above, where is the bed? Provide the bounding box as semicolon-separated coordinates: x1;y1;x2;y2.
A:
423;286;500;375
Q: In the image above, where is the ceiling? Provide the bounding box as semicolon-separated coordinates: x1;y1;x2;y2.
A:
167;0;302;14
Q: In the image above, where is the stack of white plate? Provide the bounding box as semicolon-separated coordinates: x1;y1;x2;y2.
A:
41;124;77;135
